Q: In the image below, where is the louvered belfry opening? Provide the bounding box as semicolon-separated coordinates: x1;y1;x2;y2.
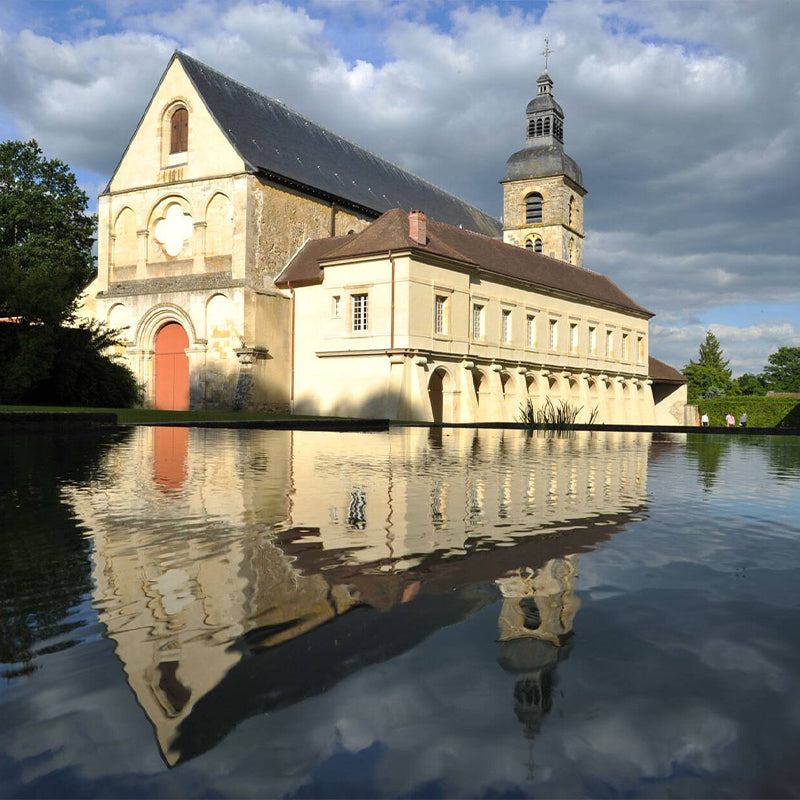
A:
525;193;543;224
170;107;188;154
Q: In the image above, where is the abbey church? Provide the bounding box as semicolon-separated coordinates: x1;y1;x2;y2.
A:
81;51;686;424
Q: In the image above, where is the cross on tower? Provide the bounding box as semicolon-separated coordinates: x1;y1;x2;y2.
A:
541;37;553;72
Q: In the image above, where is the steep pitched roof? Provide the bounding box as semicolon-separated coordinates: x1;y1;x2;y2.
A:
174;52;501;237
648;356;686;383
277;209;652;317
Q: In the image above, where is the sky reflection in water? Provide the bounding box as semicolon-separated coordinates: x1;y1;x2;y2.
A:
1;427;799;798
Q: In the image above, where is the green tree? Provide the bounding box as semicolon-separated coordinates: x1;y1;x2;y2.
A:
682;330;733;401
733;372;766;396
0;139;138;406
0;140;95;326
762;346;800;392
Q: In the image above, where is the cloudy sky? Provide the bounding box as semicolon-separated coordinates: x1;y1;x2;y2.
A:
0;0;797;374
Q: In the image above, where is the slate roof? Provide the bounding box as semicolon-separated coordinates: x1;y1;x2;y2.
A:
173;52;501;237
648;356;686;384
276;208;652;318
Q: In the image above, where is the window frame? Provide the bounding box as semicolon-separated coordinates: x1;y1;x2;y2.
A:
351;293;368;332
549;318;559;351
434;294;448;335
472;304;484;340
526;314;537;348
501;309;512;344
169;107;189;155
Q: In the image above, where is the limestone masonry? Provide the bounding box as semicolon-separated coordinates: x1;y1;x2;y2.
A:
80;51;686;423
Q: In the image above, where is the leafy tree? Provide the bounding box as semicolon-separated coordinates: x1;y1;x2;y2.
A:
762;346;800;392
683;330;733;401
0;139;137;406
0;140;95;326
733;372;766;396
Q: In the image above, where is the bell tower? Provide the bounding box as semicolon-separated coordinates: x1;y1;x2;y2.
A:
501;46;586;266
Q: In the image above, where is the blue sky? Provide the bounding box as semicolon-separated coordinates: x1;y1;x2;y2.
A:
0;0;798;373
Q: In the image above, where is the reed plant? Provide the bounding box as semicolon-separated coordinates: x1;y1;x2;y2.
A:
517;397;599;429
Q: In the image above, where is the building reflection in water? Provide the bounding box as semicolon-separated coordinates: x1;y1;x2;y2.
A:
64;427;667;766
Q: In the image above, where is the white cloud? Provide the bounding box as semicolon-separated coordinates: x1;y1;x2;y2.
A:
0;0;798;373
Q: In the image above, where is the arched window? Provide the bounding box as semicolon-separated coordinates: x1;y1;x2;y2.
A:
544;117;551;135
525;239;533;250
170;107;188;154
536;119;543;136
525;193;543;224
527;120;535;137
568;196;576;227
568;239;576;264
534;238;542;253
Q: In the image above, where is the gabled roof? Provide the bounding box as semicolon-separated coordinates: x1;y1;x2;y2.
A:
276;209;652;318
648;356;686;383
173;52;501;237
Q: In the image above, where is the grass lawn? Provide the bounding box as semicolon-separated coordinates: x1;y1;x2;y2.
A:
0;404;324;424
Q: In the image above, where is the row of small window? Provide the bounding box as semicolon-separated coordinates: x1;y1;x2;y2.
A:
467;303;645;361
526;115;564;142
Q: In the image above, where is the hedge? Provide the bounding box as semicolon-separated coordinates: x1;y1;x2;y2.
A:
694;396;800;428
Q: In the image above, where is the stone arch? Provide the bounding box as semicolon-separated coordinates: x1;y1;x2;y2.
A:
204;192;233;256
112;206;137;269
107;301;132;337
428;366;454;423
525;373;538;396
135;303;199;352
473;368;489;406
159;97;194;166
106;303;132;356
204;293;237;408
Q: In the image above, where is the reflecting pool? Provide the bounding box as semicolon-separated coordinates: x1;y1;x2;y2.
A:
1;427;799;798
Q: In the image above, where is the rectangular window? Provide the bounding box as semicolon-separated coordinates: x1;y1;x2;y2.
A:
526;315;536;348
332;295;341;318
622;333;629;361
352;293;368;332
606;329;614;357
502;309;512;343
589;326;597;355
570;323;579;354
638;336;645;364
434;295;447;334
549;319;559;351
473;304;484;339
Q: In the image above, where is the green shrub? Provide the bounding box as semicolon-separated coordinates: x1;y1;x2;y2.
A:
0;321;139;408
695;396;800;428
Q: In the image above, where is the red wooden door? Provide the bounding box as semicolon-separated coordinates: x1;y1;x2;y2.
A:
155;323;190;410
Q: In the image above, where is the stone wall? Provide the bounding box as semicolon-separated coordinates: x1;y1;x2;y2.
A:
502;175;584;266
247;176;373;287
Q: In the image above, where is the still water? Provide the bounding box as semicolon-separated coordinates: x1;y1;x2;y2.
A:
1;427;799;798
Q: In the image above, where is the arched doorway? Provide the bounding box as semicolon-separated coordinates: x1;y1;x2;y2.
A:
428;367;452;423
429;369;444;422
155;322;190;410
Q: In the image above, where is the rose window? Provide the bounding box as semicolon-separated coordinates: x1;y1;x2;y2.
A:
154;203;193;257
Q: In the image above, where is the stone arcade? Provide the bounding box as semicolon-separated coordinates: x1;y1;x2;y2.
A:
81;51;686;423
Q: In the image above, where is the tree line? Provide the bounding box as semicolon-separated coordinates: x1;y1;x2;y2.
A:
683;330;800;403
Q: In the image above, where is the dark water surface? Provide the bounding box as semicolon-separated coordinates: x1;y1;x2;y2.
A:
1;427;799;798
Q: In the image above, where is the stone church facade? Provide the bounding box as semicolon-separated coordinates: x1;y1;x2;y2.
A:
81;51;686;424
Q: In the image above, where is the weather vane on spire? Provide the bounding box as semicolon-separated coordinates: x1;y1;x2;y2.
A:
541;36;553;72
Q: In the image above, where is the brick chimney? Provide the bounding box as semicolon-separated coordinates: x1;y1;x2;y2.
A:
408;209;427;246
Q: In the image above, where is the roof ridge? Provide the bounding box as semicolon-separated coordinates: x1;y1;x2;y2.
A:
175;51;498;224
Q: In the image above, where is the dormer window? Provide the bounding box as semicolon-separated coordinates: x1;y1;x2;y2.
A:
525;193;543;224
170;107;188;154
